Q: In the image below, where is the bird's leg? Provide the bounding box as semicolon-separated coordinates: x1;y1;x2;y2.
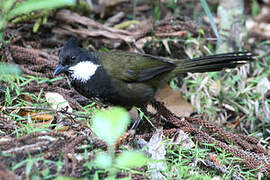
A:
129;106;147;130
130;115;141;130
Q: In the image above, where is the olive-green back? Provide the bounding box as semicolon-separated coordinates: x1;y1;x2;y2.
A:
96;52;176;84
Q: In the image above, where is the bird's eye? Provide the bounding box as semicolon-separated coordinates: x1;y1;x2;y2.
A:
71;56;76;60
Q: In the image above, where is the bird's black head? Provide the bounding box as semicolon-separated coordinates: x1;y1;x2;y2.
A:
54;37;81;76
54;38;101;83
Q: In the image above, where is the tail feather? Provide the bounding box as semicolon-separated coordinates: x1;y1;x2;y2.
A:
175;52;254;73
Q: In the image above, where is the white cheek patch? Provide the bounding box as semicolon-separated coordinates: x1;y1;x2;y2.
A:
68;61;100;83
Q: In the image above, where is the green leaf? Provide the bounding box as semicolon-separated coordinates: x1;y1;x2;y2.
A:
5;0;76;21
25;160;34;177
94;152;113;169
1;0;16;14
252;0;260;17
115;151;148;169
92;107;130;146
0;63;22;75
200;0;221;43
33;18;42;32
12;159;27;171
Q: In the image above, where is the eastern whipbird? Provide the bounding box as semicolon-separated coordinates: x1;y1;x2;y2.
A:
54;38;254;127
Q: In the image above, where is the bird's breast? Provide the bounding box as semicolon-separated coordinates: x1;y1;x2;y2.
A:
68;67;117;105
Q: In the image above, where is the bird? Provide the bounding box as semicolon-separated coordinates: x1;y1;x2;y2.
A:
54;38;254;111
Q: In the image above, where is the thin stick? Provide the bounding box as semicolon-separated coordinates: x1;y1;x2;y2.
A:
2;106;90;119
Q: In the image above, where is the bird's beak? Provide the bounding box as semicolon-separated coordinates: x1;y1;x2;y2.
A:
54;64;67;76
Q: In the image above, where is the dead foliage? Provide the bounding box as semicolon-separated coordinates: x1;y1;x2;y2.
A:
150;100;270;174
0;131;107;177
1;100;270;178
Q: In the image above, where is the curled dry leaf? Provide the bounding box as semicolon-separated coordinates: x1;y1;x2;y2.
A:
45;92;72;113
209;153;222;167
155;85;193;117
31;113;54;121
7;93;54;127
15;108;53;123
256;77;270;99
146;129;168;180
115;129;135;149
32;118;54;129
171;130;195;149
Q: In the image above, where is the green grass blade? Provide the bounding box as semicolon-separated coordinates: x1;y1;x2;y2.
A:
6;0;76;21
200;0;221;43
1;0;16;14
0;63;22;75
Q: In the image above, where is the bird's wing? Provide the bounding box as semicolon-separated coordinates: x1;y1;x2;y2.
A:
97;52;176;82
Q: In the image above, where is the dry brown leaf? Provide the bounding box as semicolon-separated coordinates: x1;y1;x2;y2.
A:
55;125;69;132
155;85;193;117
11;107;54;128
209;153;222;167
33;119;54;129
13;109;54;122
31;113;54;128
31;113;54;121
17;94;34;103
16;109;31;117
115;130;135;149
55;128;75;137
29;112;54;128
54;120;71;132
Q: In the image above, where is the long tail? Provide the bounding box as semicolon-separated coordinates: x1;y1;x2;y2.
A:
174;52;255;73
